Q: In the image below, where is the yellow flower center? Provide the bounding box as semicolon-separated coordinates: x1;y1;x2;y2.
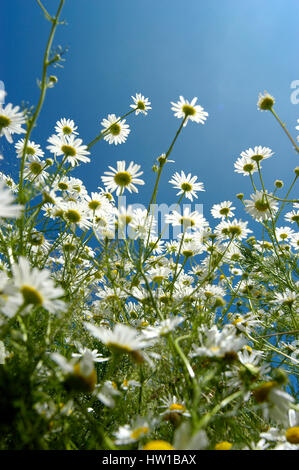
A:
255;199;269;212
169;403;186;412
243;163;255;173
61;144;76;157
114;171;132;187
220;208;230;216
29;162;43;175
65;209;81;224
62;126;72;135
137;101;146;110
130;426;149;440
182;104;196;116
252;381;277;403
251;154;264;163
88;200;101;211
181;182;192;192
285;426;299;444
0;115;11;128
109;123;121;136
58;182;69;190
215;441;232;450
143;440;174;450
21;285;43;306
179;216;195;227
26;146;36;156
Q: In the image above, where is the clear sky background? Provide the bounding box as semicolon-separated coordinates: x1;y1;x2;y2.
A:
1;0;299;225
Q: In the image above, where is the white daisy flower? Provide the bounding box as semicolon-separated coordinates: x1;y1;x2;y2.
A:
215;218;252;240
165;208;208;231
54;118;79;136
211;201;235;219
275;226;295;242
61;200;92;230
128;208;157;240
47;134;90;166
190;325;246;359
114;417;151;445
12;257;65;314
244;190;278;221
101;114;130;145
130;93;151;115
84;322;154;364
0;103;26;143
234;155;259;176
290;232;299;251
72;344;109;363
171;96;208;127
84;192;112;215
253;381;295;426
0;172;17;193
285;210;299;225
15;138;44;159
142;316;185;339
101;161;144;196
257;91;275;111
23;155;48;185
169;171;205;201
0;181;23;219
96;380;121;408
240;146;274;164
159;395;191;418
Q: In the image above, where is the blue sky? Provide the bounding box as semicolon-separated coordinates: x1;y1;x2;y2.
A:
1;0;299;225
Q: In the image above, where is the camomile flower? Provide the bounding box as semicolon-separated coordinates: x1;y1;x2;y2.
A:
284;210;299;225
165;208;208;231
0;103;26;143
240;146;273;164
290;232;299;251
114;417;152;445
211;201;235;219
0;181;23;219
23;155;48;184
51;351;97;393
128;208;157;240
252;381;295;426
130;93;151;115
190;325;246;360
47;134;90;166
147;266;171;284
272;289;298;308
15;138;44;159
275;226;295;242
234;155;258;176
215;218;252;240
180;236;205;258
54;118;78;136
61;201;92;230
71;344;109;363
101;161;144;196
142;316;185;339
0;172;17;193
169;171;205;201
84;322;155;364
84;192;112;215
244;190;278;221
171;96;208;127
27;230;51;254
159;395;191;418
101;114;130;145
257;91;275;111
96;380;121;408
11;257;65;314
